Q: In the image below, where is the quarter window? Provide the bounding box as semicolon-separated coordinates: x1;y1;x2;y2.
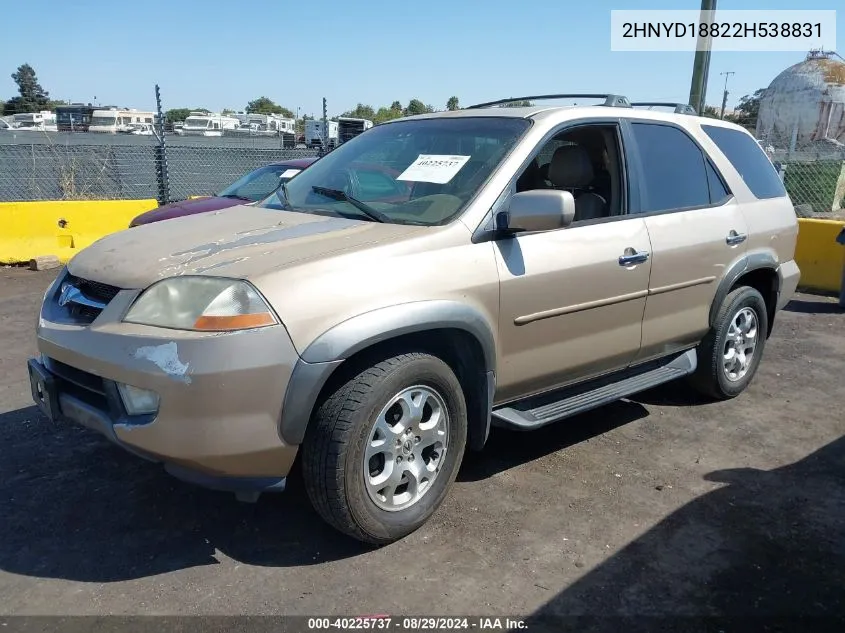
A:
702;124;786;199
631;123;711;213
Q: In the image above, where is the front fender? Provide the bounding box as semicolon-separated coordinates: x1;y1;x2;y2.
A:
279;300;497;445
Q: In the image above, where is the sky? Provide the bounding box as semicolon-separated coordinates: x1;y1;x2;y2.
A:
0;0;841;118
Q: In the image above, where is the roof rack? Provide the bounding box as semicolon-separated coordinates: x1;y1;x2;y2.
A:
631;102;698;115
465;94;632;109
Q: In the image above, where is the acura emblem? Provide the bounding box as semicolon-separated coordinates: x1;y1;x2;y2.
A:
58;283;78;307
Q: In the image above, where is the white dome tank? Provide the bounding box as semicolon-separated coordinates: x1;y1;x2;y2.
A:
757;50;845;148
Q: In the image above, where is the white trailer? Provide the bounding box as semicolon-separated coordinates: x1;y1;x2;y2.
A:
305;119;338;148
337;117;373;144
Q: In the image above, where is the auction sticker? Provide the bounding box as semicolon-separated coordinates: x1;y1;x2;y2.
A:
396;155;471;184
280;169;302;178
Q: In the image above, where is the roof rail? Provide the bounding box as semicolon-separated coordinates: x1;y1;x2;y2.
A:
465;94;632;109
631;102;698;115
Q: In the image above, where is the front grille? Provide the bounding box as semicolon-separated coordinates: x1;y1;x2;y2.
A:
68;276;120;303
54;275;123;324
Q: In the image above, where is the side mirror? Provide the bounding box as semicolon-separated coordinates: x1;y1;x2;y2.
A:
497;190;575;234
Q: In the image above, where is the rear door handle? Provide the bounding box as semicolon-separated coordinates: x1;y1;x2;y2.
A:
726;230;747;245
618;250;650;266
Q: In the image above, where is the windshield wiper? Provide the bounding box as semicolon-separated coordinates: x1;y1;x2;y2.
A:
311;186;390;223
266;181;294;210
219;194;251;201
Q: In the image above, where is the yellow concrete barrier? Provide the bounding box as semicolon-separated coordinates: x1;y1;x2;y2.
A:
795;218;845;294
0;199;158;265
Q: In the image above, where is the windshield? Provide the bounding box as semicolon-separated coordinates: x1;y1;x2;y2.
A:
217;164;305;201
257;117;529;225
184;117;209;128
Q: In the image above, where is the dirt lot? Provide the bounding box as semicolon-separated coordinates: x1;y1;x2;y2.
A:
0;268;843;627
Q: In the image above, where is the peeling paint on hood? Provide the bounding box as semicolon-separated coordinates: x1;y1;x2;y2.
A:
65;205;424;289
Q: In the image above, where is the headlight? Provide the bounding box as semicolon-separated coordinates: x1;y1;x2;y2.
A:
123;276;277;331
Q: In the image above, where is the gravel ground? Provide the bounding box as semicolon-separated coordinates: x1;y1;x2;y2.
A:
0;268;843;629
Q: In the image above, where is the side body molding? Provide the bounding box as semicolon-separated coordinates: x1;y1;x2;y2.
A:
279;300;498;446
708;250;779;327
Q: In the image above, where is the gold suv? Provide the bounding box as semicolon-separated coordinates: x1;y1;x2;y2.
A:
28;94;800;544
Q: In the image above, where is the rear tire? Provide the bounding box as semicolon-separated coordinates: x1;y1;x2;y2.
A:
690;285;768;400
301;352;467;545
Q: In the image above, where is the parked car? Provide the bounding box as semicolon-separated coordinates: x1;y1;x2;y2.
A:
28;94;800;545
128;157;318;227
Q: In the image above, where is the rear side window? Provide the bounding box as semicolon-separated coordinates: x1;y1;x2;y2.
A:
630;123;711;212
701;124;786;199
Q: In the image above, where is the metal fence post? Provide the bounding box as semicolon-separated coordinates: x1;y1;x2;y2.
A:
153;84;171;205
837;227;845;309
321;97;328;157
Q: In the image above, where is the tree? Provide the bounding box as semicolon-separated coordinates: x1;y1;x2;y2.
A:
245;96;294;118
165;108;196;123
405;99;433;116
446;96;460;111
221;108;236;115
390;101;402;111
340;103;376;120
498;99;533;107
374;106;403;124
701;105;720;119
4;63;51;115
727;88;765;129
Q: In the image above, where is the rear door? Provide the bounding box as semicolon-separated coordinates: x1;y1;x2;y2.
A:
698;123;799;269
623;120;749;363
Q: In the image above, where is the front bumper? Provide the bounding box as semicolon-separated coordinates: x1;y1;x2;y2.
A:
31;284;302;492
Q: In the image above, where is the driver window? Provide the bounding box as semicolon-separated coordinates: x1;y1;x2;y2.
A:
514;124;624;222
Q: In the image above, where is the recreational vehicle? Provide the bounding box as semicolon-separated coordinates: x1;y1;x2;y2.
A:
55;104;95;132
181;112;240;137
88;108;156;133
11;111;57;132
229;113;297;146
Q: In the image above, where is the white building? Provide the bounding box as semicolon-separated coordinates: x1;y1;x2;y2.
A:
757;50;845;150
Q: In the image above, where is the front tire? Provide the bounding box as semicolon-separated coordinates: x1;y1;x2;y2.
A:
690;285;768;400
301;352;467;544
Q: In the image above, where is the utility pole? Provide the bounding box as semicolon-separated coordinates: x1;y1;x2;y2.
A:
719;71;735;119
688;0;717;115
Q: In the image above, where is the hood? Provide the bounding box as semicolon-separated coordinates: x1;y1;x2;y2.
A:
67;205;423;289
129;196;243;226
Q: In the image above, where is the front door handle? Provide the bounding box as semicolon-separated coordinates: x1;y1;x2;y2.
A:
618;249;650;266
726;230;747;245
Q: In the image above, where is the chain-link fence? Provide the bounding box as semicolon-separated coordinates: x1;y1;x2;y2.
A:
756;129;845;218
0;133;319;203
1;127;844;218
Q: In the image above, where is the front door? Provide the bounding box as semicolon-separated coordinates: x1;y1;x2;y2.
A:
493;217;653;404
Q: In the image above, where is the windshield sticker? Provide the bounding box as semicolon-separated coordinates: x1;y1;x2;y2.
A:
396;154;471;184
280;169;301;179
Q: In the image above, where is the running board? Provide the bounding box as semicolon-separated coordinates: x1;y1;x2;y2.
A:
492;349;696;431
